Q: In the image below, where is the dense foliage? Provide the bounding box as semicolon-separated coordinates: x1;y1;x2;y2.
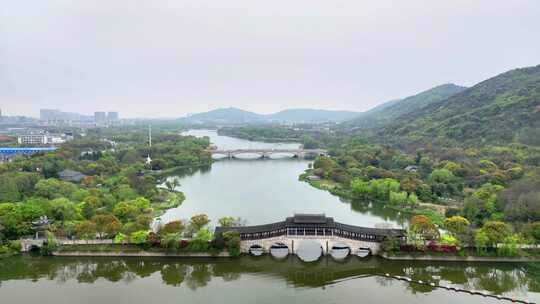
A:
378;65;540;147
0;127;211;245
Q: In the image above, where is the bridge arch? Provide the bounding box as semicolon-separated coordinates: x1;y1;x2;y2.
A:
269;242;289;259
248;244;264;256
329;242;351;260
296;239;323;262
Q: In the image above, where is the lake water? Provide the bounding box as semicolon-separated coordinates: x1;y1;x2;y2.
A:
0;255;538;304
160;130;406;228
2;129;538;304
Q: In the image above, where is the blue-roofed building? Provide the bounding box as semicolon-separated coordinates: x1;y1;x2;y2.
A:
0;147;57;156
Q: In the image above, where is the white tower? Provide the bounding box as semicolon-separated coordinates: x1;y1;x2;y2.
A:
146;125;152;165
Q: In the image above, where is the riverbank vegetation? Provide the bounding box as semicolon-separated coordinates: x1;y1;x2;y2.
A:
301;140;540;256
293;66;540;257
51;213;241;257
0;127;212;248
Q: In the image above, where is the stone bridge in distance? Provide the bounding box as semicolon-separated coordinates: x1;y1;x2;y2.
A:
216;214;406;258
210;149;327;159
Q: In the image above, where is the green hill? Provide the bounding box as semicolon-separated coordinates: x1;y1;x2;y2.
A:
182;107;264;124
347;84;466;129
379;65;540;146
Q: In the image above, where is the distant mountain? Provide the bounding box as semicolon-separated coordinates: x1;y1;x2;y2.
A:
181;107;361;124
182;107;264;124
379;65;540;146
346;83;466;129
267;109;360;123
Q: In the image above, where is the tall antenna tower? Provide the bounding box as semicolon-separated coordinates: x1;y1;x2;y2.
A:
149;124;152;147
146;125;152;166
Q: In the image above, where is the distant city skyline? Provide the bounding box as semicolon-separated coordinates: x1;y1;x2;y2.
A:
2;1;540;118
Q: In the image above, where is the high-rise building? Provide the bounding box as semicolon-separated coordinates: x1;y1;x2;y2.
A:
40;109;61;121
107;112;119;121
94;111;107;123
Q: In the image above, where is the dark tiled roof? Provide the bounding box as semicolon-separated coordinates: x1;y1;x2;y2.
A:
215;214;405;237
58;169;86;182
288;214;329;224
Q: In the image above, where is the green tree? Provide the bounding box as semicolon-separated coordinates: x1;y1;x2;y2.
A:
74;221;97;240
479;221;511;247
130;230;149;245
91;214;122;238
49;198;80;225
164;177;181;192
410;215;440;241
114;185;138;201
475;229;489;254
0;177;21;202
428;168;460;197
190;214;210;231
528;222;540;243
196;228;213;242
222;231;241;257
351;179;370;198
389;191;408;205
161;220;185;235
407;193;419;206
162;233;181;249
444;216;470;244
35;179;77;200
218;217;239;227
113;233;127;244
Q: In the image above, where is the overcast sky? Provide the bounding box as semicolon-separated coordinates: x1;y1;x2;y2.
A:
1;0;539;118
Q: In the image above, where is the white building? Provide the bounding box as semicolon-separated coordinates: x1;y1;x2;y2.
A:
17;132;72;145
17;134;49;145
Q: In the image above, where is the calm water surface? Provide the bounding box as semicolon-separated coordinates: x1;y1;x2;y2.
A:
0;255;538;304
161;130;405;227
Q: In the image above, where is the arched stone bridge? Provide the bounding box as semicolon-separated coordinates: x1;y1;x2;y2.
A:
216;214;406;257
210;149;327;159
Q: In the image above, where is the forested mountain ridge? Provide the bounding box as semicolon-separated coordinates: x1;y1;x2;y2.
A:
345;84;466;129
182;107;264;124
181;107;360;124
379;65;540;146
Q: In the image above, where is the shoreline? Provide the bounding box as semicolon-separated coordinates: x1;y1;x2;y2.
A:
52;251;231;258
43;249;540;262
381;253;540;262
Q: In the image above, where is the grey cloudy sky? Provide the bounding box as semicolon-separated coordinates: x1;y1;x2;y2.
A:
1;0;539;118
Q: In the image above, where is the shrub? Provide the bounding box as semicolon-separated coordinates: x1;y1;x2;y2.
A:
9;240;21;252
439;234;459;246
0;245;9;255
160;220;185;235
146;232;161;247
162;233;181;249
179;240;190;248
130;230;149;245
114;233;127;244
187;239;210;252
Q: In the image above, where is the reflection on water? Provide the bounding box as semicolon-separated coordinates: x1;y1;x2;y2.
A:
296;240;323;262
0;256;539;304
